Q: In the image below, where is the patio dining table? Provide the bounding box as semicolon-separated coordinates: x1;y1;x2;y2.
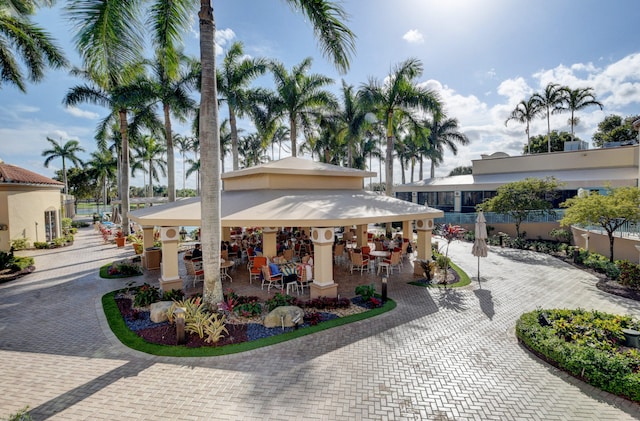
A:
368;250;390;272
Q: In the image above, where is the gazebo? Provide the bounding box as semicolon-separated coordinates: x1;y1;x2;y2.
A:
128;157;443;297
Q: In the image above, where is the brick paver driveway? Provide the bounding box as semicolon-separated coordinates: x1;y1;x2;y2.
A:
1;225;640;420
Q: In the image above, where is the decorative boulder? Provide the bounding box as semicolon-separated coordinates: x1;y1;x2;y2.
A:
263;306;304;328
150;301;174;323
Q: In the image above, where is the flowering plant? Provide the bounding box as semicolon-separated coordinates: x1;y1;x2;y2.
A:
115;230;125;239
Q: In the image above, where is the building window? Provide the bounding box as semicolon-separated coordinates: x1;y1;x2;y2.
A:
45;209;57;242
395;192;411;202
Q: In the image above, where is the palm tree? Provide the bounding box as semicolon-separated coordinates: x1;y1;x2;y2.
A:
146;0;198;202
42;137;85;195
423;112;469;178
217;41;268;170
269;57;338;157
562;87;603;140
335;81;367;167
66;0;149;234
131;135;167;198
145;52;198;202
198;0;355;305
505;97;543;154
173;133;194;194
0;0;67;92
239;133;269;167
532;83;566;153
219;119;233;172
359;58;441;197
86;148;117;214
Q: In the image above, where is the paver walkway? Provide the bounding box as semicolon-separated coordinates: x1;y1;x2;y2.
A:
1;225;640;420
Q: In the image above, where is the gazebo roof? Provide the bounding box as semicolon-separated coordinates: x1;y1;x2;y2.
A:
128;190;443;227
128;157;443;227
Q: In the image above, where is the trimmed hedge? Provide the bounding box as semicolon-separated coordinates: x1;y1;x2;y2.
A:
516;308;640;402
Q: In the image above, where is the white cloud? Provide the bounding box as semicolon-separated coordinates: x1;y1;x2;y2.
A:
402;29;424;44
64;106;99;120
215;28;236;55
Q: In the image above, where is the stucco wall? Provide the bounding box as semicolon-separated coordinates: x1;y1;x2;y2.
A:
0;187;62;251
571;226;640;263
473;145;638;175
460;222;562;241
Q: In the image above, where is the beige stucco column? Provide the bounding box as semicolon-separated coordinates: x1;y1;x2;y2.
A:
414;218;434;275
402;220;412;240
158;227;182;292
262;227;278;259
356;224;368;248
309;227;338;299
222;227;231;243
141;226;154;250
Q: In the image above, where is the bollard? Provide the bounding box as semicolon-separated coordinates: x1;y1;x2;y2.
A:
174;307;186;345
382;277;387;301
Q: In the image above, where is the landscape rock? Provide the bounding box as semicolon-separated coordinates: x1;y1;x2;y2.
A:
263;306;304;328
150;301;174;323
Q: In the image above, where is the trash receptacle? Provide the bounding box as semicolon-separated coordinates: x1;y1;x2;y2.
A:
144;247;162;270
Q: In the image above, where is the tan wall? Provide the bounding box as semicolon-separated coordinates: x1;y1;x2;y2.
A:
460;222;561;241
0;186;62;251
571;226;640;263
223;173;363;191
473;145;638;175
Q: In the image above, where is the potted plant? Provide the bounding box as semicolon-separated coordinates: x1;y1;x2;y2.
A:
129;235;144;254
114;230;126;248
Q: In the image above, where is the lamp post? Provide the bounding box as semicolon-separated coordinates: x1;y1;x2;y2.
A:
381;276;388;301
174;307;186;344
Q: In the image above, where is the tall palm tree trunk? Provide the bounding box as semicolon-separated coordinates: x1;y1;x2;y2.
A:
62;158;68;195
230;106;239;170
118;109;130;233
164;104;176;202
290;115;297;157
199;0;223;306
430;160;436;178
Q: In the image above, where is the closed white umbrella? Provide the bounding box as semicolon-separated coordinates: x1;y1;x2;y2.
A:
471;211;488;285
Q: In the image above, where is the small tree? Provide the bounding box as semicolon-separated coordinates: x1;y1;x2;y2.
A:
479;177;560;238
561;187;640;262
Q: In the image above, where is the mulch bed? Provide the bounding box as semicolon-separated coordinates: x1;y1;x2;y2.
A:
115;296;358;348
596;279;640;301
0;266;35;284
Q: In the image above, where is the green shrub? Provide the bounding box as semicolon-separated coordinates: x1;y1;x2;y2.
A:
617;260;640;289
549;228;572;243
33;241;49;249
516;308;640;403
0;251;15;269
265;292;298;312
61;217;72;235
355;284;376;301
133;283;161;307
71;221;90;228
12;257;33;271
10;238;29;251
52;237;66;247
162;289;184;302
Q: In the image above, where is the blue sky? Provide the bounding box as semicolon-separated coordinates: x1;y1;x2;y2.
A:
2;0;640;189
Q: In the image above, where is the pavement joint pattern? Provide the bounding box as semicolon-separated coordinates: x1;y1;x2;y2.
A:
1;225;640;420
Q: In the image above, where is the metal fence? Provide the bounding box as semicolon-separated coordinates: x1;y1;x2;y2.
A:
435;210;565;226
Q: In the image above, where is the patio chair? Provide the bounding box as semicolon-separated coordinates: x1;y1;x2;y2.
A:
261;264;283;292
361;245;371;261
282;248;294;262
191;259;204;287
333;243;346;265
350;251;369;275
297;263;312;294
248;256;267;284
378;250;402;276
